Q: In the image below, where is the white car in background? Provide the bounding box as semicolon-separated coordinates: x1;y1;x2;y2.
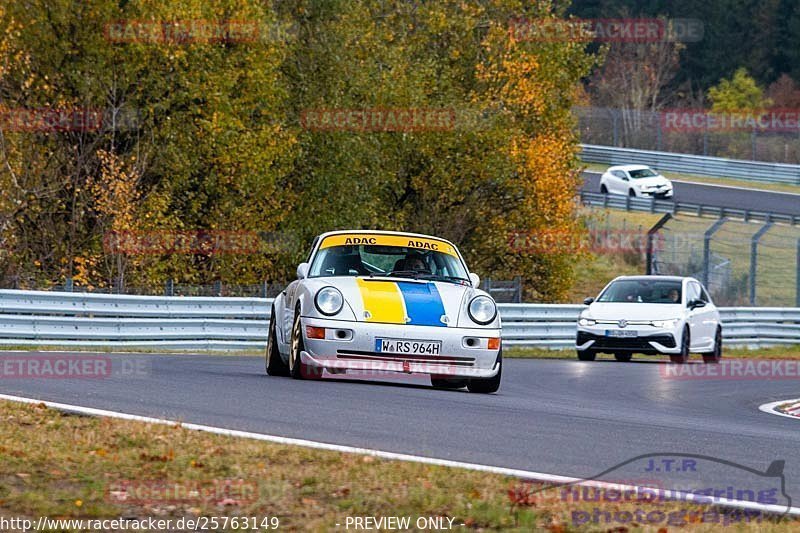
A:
576;275;721;364
599;164;673;198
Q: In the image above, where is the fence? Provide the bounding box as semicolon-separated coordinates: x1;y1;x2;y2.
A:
0;290;797;351
575;106;800;164
580;190;800;226
579;144;800;185
645;215;800;307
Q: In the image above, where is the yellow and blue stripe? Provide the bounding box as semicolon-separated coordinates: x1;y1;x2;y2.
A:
356;279;446;327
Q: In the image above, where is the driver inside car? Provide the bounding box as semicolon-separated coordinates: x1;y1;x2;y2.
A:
403;252;430;274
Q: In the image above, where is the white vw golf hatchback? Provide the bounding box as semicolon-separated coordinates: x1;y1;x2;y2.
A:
576;276;721;364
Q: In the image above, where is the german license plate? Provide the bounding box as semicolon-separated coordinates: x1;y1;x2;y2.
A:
375;338;441;356
606;329;637;338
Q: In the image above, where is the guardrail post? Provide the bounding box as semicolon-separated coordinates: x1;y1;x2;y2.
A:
749;221;773;306
165;278;174;297
646;213;672;274
703;218;727;289
214;280;222;297
64;277;73;292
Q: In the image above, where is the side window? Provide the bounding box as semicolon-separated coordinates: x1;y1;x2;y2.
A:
613;170;627;179
686;282;700;304
699;285;710;303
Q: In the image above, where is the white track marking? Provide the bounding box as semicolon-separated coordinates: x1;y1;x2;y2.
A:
759;398;800;420
0;393;797;517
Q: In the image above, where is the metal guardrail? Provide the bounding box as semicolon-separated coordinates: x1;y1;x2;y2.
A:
0;290;798;350
580;144;800;185
579;190;800;226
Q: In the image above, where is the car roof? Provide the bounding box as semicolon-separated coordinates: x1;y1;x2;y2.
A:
608;164;654;171
612;275;693;283
313;229;458;249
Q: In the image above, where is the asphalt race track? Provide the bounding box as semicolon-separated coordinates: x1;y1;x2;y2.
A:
1;352;799;504
582;171;800;217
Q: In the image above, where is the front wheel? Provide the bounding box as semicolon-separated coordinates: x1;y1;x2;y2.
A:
614;352;633;362
289;312;322;380
265;309;289;376
467;352;502;394
670;328;690;364
577;350;596;361
702;328;722;364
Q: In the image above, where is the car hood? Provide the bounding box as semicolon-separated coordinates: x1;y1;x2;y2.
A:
585;302;683;321
635;176;671;188
314;276;478;328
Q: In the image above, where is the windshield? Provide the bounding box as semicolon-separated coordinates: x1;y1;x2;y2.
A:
598;279;682;304
309;235;469;283
628;168;658;179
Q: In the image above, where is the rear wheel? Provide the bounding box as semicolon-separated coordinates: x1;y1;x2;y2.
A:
600;183;608;194
431;377;468;389
670;328;690;364
702;328;722;364
628;188;637;197
467;351;502;394
265;308;289;376
614;352;633;362
289;311;322;380
577;350;596;361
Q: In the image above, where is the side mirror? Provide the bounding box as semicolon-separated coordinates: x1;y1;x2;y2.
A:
296;262;309;280
688;299;706;310
583;297;595;305
469;272;480;288
622;176;629;181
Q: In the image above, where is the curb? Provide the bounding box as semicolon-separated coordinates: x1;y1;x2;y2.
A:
759;398;800;419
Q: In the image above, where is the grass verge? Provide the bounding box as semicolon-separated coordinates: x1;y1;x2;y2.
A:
0;400;797;532
505;345;800;360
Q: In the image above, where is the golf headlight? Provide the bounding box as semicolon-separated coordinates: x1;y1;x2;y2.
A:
468;296;497;325
315;286;343;316
578;317;596;326
651;318;679;329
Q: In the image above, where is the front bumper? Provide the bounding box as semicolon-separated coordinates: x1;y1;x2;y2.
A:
640;189;673;198
299;316;501;378
576;325;679;354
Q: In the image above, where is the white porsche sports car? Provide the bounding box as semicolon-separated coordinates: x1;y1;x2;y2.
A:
576;275;722;364
265;230;502;392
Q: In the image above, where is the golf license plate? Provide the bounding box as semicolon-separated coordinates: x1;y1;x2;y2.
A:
375;338;441;356
606;329;638;338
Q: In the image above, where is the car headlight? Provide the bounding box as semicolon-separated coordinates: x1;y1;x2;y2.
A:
651;318;679;329
468;295;497;325
315;286;343;316
578;317;596;326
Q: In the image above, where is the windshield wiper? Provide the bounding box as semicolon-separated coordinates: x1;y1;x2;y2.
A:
368;270;420;279
417;274;471;285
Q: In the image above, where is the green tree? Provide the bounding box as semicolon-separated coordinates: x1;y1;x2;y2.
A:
708;68;772;113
